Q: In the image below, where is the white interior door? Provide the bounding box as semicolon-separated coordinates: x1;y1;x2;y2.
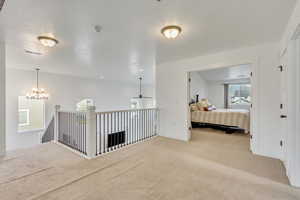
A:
249;64;258;153
187;72;192;140
188;72;192;103
279;58;288;162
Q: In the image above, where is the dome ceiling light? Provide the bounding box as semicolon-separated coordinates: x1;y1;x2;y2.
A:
161;25;182;39
38;36;59;47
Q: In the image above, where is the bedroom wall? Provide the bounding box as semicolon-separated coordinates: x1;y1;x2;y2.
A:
0;43;5;155
6;68;154;151
206;82;224;108
206;78;251;110
189;72;207;102
156;42;281;160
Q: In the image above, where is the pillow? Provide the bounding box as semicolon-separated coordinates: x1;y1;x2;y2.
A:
195;103;203;111
207;105;216;111
190;104;199;112
197;99;215;111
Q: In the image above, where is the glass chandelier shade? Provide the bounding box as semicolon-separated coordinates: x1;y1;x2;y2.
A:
26;68;49;100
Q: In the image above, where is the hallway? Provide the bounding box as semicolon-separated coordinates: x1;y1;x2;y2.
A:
0;130;299;200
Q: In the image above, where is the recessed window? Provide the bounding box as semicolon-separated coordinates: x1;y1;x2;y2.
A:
225;84;251;109
18;96;45;133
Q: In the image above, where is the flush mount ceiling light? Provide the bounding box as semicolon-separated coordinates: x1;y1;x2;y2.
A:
38;36;59;47
161;25;182;39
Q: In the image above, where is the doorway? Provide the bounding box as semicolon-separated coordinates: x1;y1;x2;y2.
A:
187;63;257;153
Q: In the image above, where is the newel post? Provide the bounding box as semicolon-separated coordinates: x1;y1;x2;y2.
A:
86;106;97;158
54;105;61;142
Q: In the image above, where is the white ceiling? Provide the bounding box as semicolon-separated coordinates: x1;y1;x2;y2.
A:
0;0;297;83
197;64;251;82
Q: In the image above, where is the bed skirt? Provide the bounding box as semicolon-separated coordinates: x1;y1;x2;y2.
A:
191;109;250;133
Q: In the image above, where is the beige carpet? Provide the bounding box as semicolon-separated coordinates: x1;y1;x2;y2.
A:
0;129;299;200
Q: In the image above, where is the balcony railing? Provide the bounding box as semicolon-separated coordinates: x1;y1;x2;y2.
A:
58;111;87;155
49;105;158;158
96;108;158;155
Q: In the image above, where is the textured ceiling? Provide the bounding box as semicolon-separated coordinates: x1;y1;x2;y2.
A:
0;0;297;83
197;64;251;82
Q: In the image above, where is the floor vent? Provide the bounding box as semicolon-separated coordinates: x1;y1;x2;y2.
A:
108;131;125;148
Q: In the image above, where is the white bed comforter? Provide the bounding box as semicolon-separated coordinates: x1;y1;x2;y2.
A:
191;109;250;133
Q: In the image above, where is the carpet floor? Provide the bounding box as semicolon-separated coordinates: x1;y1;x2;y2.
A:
0;128;299;200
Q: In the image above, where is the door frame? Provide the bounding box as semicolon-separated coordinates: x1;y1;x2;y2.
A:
281;34;300;187
186;61;260;154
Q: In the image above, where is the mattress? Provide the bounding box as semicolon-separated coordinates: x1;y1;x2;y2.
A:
191;109;250;133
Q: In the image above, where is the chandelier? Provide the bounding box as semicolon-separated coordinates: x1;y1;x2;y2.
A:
26;68;49;100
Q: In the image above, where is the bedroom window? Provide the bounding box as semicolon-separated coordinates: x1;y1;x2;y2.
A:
225;84;251;109
18;96;45;133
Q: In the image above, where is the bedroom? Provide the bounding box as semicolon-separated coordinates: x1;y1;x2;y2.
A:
189;64;252;144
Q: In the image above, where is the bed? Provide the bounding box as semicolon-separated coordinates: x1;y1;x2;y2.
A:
191;109;250;133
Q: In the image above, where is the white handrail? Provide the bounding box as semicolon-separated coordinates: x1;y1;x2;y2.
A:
54;105;158;159
96;107;158;115
58;110;87;114
58;108;158;115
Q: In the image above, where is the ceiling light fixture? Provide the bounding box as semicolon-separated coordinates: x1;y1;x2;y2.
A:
161;25;182;39
26;68;49;100
38;36;59;47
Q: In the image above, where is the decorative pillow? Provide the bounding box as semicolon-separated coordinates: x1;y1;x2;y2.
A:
207;105;216;111
197;99;215;111
190;104;199;112
197;100;208;111
195;102;202;111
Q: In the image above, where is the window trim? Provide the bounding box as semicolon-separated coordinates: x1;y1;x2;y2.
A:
225;83;251;108
18;96;46;134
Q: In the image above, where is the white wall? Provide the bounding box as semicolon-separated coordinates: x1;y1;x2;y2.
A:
6;68;154;151
281;0;300;54
206;82;224;108
189;72;207;102
0;43;5;155
207;78;251;110
156;43;281;160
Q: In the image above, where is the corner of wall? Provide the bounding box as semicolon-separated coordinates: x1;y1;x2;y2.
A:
0;42;5;155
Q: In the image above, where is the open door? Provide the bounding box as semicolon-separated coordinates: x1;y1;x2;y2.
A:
187;72;192;141
279;54;288;162
249;65;256;152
